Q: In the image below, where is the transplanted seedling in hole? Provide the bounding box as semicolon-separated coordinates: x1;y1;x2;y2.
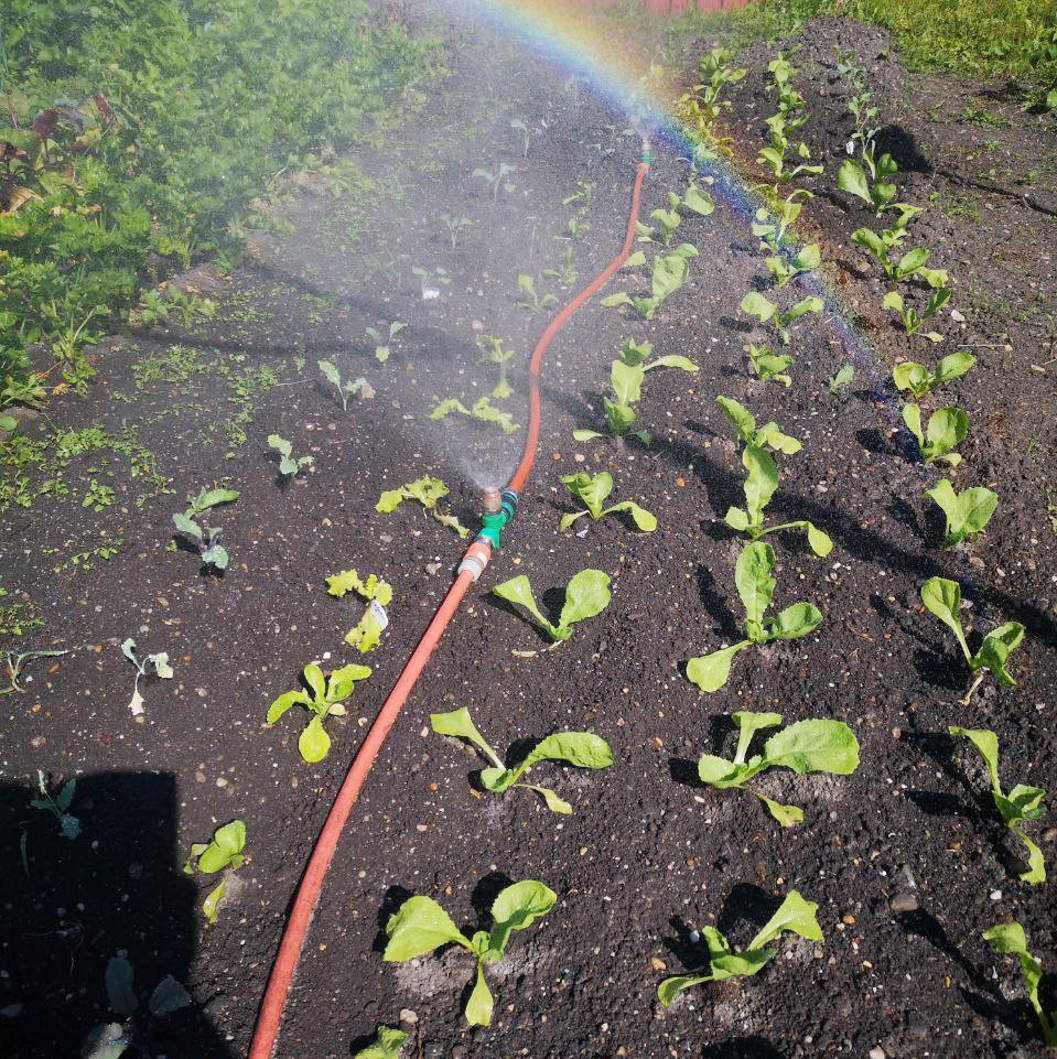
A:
694;711;859;826
558;471;656;533
476;335;516;399
747;343;793;386
472;162;516;200
893;352;975;398
431;705;613;814
326;568;393;653
171;485;240;570
516;273;558;313
686;541;823;693
1;648;67;695
740;290;823;346
121;638;173;717
920;577;1025;702
884;288;952;342
376;476;469;539
267;434;313;478
266;662;371;762
182;819;246;924
493;569;611;644
982;922;1057;1047
365;320;405;363
440;212;472;252
30;770;80;840
950;726;1047;884
430;396;518;435
925;479;998;547
351;1026;408;1059
384;879;555;1027
902;404;968;466
657;890;823;1006
318;359;371;410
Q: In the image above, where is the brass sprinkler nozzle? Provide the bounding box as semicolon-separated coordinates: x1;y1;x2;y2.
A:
482;488;501;514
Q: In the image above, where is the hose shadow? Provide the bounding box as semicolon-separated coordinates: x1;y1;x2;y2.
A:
701;1039;787;1059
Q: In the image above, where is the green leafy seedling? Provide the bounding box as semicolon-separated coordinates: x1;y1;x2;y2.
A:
431;705;613;814
493;569;611;644
982;922;1057;1046
837;151;899;214
172;486;240;570
925;479;998;547
828;364;855;396
1;648;67;695
902;404;967;466
600;243;698;321
121;637;174;717
476;335;516;399
559;471;656;533
430;396;519;435
695;711;859;827
764;242;821;288
950;726;1047;885
472;162;516;200
384;880;555;1027
658;890;823;1006
376;476;469;539
318;360;371;411
510;118;532;158
352;1027;409;1059
30;770;80;841
440;212;472;252
516;274;558;313
740;291;823;346
893;352;975;398
716;396;801;454
852;225;947;288
182;820;246;924
411;265;451;299
326;569;393;653
751;188;811;253
687;541;823;693
267;434;313;478
266;662;371;762
747;344;793;386
920;577;1025;701
637;183;715;245
884;288;952;342
366;321;405;363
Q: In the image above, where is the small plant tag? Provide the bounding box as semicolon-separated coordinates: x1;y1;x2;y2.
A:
368;598;389;632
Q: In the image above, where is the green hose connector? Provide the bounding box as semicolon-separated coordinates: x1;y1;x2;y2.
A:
476;488;518;550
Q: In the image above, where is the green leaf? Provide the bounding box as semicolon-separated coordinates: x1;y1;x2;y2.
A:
376;488;405;512
935;351;975;384
836;158;871;204
518;782;572;814
895;247;929;278
430;706;502;768
611;359;645;409
81;1023;130;1059
1013;827;1047;885
558;569;611;632
267;434;292;457
971;621;1025;685
351;1026;409;1059
267;689;306;725
384;896;470;961
522;732;613;772
765;602;823;641
682;185;715;216
920;576;970;662
983;921;1030;956
686;642;749;692
893;361;931;397
740;291;777;324
755;792;804;827
492;575;559;639
213;819;246;858
488;879;556;954
782;296;823;323
201;543;228;569
924;407;968;462
558;510;589;532
603;398;637;435
327;663;372;703
926;480;998;547
172;512;202;540
657;973;715;1006
561;471;612;519
709;947;777;980
762;719;859;775
805;523;833;557
105;955;137;1016
748;890;823;949
902;402;924;448
716;396;756;444
735;541;776;627
725;506;750;531
732;710;784;764
147;975;192;1017
318;360;340;387
646;354;698;373
651;250;691;301
464;962;494;1026
600;292;633;309
194;487;240;512
697;753;745;788
202;879;227;925
603;501;657;531
298;715;332;762
754;421;802;454
741;445;778;527
572;428;603;442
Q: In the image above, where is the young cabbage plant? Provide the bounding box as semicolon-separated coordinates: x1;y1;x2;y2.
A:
828;364;855;396
365;320;405;363
884;288;952;342
516;273;558;314
747;343;793;386
758;137;824;184
920;577;1025;701
172;486;240;570
695;711;859;827
318;359;371;410
893;352;975;398
440;212;472;252
558;471;656;533
376;476;469;539
982;923;1057;1047
351;1027;408;1059
902;404;967;466
493;569;611;644
121;637;174;717
740;291;823;346
472;162;516;200
266;662;371;762
675;47;745;151
384;880;555;1027
950;726;1047;885
687;542;823;693
542;245;578;287
658;890;823;1006
764;242;821;288
724;444;833;557
851;225;947;287
600;243;698;321
326;569;393;653
430;395;518;435
182;820;246;924
431;705;613;814
476;334;516;399
716;396;801;454
925;479;998;547
267;434;313;478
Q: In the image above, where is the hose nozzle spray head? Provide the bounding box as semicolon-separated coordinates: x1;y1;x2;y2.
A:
475;487;518;550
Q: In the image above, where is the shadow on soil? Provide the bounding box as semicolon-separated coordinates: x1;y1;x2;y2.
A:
0;773;234;1059
700;1039;787;1059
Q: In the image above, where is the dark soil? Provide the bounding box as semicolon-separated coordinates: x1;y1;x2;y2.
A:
2;9;1056;1059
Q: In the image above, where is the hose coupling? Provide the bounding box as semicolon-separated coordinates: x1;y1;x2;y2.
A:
457;539;493;583
475;487;518;550
640;140;651;166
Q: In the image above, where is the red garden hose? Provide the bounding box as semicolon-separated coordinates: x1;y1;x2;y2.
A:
248;152;649;1059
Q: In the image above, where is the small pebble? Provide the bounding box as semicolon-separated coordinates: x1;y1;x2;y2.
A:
890;893;918;914
989;890;1002;901
399;1009;418;1025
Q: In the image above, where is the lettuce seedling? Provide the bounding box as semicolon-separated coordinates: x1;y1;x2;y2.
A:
376;476;469;538
925;479;998;547
493;569;611;644
600;243;698;321
695;711;859;827
267;434;313;478
828;364;855;396
751;188;811;253
724;444;833;556
121;637;173;717
716;396;801;454
902;404;967;466
471;162;516;200
747;344;793;386
920;577;1025;700
516;274;558;313
172;486;240;570
740;291;823;346
658;890;823;1006
351;1027;408;1059
510;117;532;158
543;245;578;287
430;395;518;435
182;819;245;924
431;705;613;814
687;541;823;693
366;321;405;363
950;726;1047;885
638;183;714;245
837;151;899;215
318;360;371;410
327;569;393;653
893;352;975;398
884;288;952;342
1;647;67;695
852;224;947;287
384;880;555;1027
266;662;371;762
476;334;516;399
982;922;1057;1046
764;242;821;288
559;471;656;532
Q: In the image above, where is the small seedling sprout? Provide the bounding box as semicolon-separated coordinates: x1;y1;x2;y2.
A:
182;819;246;923
121;637;174;716
982;922;1057;1046
318;360;372;410
171;486;240;570
267;434;313;478
493;569;611;644
376;476;469;538
30;770;80;840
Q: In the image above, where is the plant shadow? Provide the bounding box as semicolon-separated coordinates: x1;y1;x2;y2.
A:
700;1038;787;1059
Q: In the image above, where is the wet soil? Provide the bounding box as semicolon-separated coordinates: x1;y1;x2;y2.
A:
1;9;1055;1059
